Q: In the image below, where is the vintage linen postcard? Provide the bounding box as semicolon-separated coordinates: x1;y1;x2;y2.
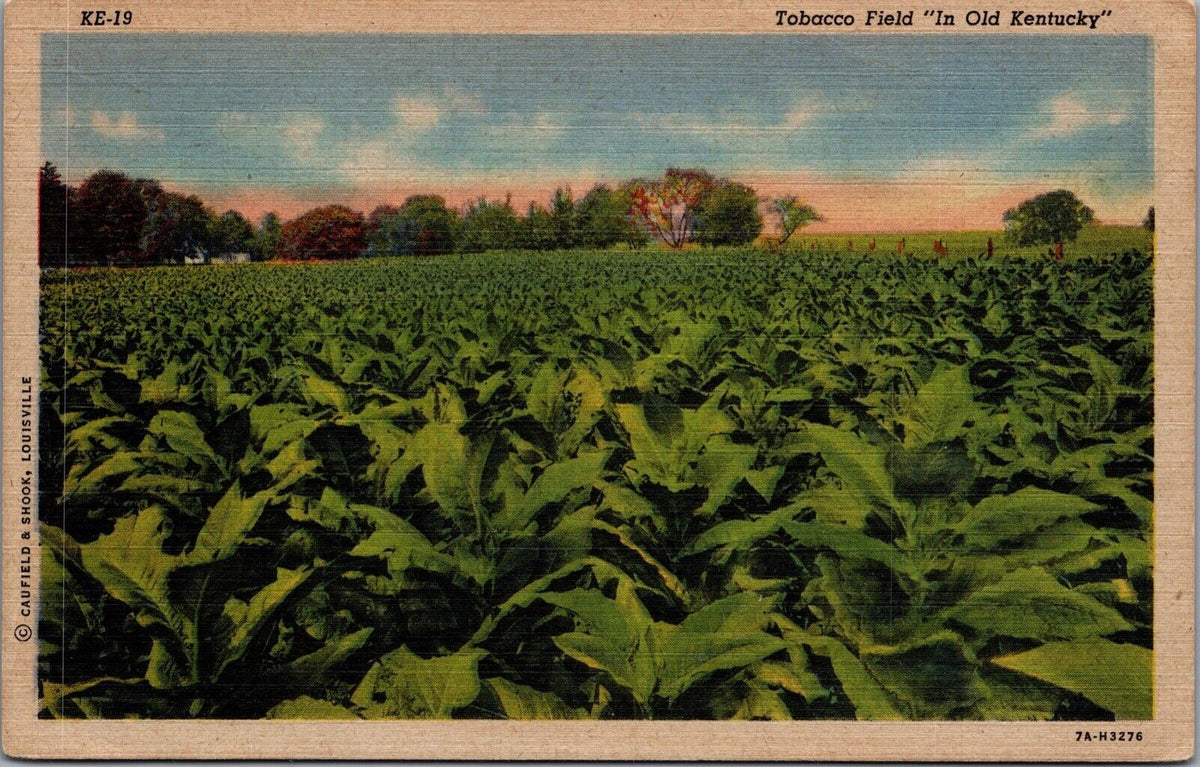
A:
2;0;1194;760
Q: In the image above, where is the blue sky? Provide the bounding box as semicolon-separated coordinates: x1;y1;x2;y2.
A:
41;34;1153;230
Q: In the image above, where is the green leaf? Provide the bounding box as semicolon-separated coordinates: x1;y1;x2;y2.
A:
542;580;657;704
496;449;611;532
653;592;788;702
249;403;320;455
949;567;1132;642
64;452;143;498
301;372;351;413
188;482;273;563
266;696;360;720
991;640;1151;719
407;422;480;524
799;634;904;720
140;361;190;404
694;438;759;516
117;473;213;498
484;678;588;719
554;629;657;705
781;520;908;574
272;627;374;684
681;504;805;560
959;488;1101;549
148;410;219;468
219;567;311;674
862;631;984;718
805;423;898;511
642;392;684;442
76;507;181;629
352;646;486;719
596;480;662;528
898;365;974;448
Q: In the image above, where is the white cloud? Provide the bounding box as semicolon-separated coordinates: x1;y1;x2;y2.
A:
392;86;484;132
782;99;827;128
625;95;844;138
782;106;818;128
534;112;566;137
394;95;443;131
1033;93;1128;139
282;115;324;154
90;110;164;141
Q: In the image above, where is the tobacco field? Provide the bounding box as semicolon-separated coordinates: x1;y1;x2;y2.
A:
38;247;1153;720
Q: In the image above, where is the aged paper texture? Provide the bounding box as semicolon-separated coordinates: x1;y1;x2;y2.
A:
2;0;1194;759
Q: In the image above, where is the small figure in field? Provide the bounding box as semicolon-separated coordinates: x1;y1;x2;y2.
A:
847;239;853;250
933;239;948;258
896;239;903;255
868;238;876;251
986;237;993;258
1054;242;1064;261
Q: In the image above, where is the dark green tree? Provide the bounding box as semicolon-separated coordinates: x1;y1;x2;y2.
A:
459;197;521;253
694;181;763;247
140;192;214;265
576;184;640;249
254;212;283;261
209;210;255;257
39;162;69;268
364;204;401;256
369;196;459;256
521;203;557;250
73;170;151;265
549;187;577;249
1142;206;1155;232
1003;189;1094;255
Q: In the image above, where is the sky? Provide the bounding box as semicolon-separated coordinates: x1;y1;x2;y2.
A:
41;34;1153;232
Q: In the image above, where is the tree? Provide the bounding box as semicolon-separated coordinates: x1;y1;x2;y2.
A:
458;197;521;253
521;203;556;250
254;213;282;261
209;210;254;257
694;181;763;247
1142;206;1155;232
402;195;458;255
627;168;716;249
276;205;366;260
39;162;69;268
1002;189;1094;256
364;204;400;256
773;196;822;245
549;187;576;249
368;196;459;256
73;170;151;265
574;185;629;249
140;192;215;264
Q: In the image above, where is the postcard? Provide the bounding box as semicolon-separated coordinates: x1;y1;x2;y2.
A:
2;0;1194;760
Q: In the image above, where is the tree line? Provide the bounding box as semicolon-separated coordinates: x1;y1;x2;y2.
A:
39;163;822;267
39;160;1117;267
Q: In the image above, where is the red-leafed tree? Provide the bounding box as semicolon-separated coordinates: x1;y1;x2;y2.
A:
627;168;715;249
275;205;366;260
